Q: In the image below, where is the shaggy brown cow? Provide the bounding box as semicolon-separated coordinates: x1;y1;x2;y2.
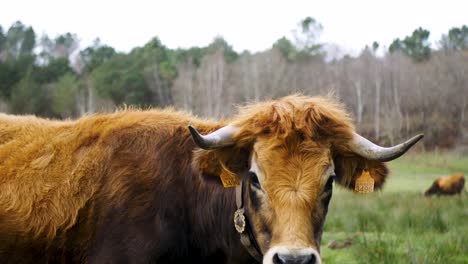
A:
0;95;423;264
424;173;465;196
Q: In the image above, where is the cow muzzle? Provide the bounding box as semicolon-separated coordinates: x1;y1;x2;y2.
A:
263;247;321;264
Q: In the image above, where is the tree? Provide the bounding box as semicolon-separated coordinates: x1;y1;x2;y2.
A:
79;39;117;113
206;36;238;63
0;25;6;61
80;39;116;73
292;16;324;58
389;38;403;53
5;21;36;60
0;22;38;101
372;41;379;53
389;27;431;62
54;33;79;58
34;57;73;84
92;53;148;106
51;73;81;118
174;47;206;67
0;62;21;98
136;37;177;106
10;70;43;114
439;25;468;51
273;37;297;61
39;32;79;65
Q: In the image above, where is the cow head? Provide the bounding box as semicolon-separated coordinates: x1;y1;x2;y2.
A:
424;182;440;196
190;95;423;264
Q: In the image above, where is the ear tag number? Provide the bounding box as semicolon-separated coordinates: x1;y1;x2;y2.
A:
354;170;375;194
220;163;240;188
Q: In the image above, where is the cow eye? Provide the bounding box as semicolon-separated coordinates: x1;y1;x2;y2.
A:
324;175;335;192
249;172;261;189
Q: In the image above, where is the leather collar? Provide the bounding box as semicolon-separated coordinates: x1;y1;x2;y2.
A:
234;181;263;262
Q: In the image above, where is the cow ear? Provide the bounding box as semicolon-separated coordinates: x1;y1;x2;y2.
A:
333;154;389;190
192;147;250;184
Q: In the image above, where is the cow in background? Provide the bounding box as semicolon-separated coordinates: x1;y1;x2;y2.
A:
0;95;423;264
424;173;465;196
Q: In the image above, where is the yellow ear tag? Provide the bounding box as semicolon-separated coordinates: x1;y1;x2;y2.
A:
219;163;240;188
354;170;375;193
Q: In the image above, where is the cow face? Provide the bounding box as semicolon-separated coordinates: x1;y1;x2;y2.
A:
424;182;440;196
245;135;334;264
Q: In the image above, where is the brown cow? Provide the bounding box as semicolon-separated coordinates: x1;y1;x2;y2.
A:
424;173;465;196
0;95;423;264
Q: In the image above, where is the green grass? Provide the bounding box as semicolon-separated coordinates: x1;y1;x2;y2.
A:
321;152;468;264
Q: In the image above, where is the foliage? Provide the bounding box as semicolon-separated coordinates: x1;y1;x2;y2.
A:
273;37;297;61
135;37;178;80
389;27;431;62
206;36;238;63
293;16;325;60
40;32;79;61
10;70;44;114
87;37;179;107
5;21;36;59
273;17;325;62
0;59;31;98
174;46;206;67
0;25;6;53
372;41;379;52
440;25;468;51
92;53;148;105
34;57;73;84
51;73;81;117
80;39;116;73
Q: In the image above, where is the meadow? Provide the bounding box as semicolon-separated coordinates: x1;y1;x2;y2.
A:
322;153;468;264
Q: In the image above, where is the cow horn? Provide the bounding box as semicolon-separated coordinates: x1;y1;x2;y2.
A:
350;133;424;162
188;124;239;149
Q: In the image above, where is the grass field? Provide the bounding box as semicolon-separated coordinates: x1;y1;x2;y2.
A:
321;153;468;264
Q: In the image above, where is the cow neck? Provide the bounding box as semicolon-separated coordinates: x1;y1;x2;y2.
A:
234;181;263;262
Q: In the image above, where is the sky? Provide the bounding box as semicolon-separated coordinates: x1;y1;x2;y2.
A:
1;0;467;55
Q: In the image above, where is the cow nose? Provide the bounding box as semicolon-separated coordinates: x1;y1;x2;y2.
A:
272;253;317;264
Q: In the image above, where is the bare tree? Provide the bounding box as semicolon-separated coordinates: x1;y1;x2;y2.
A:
171;44;467;149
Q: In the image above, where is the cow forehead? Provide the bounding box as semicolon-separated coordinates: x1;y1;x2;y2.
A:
251;137;332;193
252;137;331;171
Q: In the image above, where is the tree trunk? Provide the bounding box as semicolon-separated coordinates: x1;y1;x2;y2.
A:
87;77;94;113
374;79;380;139
355;81;363;125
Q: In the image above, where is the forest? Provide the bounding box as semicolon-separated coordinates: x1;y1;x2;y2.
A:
0;18;467;150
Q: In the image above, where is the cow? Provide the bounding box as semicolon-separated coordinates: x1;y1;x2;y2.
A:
424;173;465;196
0;95;423;264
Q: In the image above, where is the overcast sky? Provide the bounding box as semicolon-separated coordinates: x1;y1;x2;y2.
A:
1;0;467;54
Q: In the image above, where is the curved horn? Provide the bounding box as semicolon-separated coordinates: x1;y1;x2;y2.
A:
350;133;424;162
188;124;239;149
